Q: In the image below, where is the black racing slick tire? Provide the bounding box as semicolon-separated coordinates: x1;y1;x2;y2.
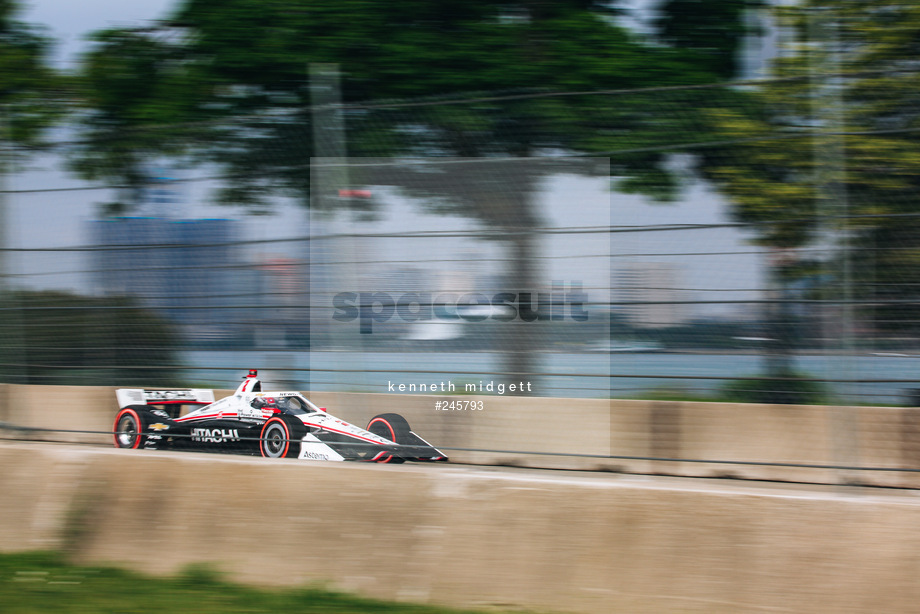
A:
366;413;413;463
259;416;305;459
113;406;153;449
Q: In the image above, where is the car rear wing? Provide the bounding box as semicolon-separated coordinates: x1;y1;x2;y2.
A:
116;388;215;409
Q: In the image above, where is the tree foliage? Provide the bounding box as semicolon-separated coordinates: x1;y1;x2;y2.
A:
654;0;763;80
68;0;738;212
0;0;63;148
68;28;215;214
698;1;920;335
0;290;182;386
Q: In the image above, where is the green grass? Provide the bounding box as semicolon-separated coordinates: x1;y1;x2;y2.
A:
0;552;535;614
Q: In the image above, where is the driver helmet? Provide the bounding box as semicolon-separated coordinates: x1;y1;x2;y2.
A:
251;397;280;411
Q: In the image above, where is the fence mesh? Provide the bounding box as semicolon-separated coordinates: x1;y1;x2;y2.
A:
2;74;918;403
2;70;920;478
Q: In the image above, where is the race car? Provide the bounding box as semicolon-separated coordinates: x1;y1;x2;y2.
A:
112;369;447;463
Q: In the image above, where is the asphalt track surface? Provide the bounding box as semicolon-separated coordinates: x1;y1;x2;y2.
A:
14;439;920;504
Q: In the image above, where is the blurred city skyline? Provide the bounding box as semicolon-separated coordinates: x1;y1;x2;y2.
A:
6;150;766;321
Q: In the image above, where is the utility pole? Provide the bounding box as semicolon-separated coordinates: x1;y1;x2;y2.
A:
309;64;366;391
0;105;8;295
810;8;859;485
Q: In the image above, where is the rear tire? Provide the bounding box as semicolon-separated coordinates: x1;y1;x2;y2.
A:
113;406;152;449
367;413;412;463
260;416;305;459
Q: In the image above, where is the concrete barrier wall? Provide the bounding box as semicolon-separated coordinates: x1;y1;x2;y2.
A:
3;441;920;614
1;384;918;487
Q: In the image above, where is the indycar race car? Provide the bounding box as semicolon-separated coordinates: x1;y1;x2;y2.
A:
112;369;447;463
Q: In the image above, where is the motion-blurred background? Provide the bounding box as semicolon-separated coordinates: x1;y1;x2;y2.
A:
2;0;919;407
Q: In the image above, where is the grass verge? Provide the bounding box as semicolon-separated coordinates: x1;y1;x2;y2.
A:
0;551;537;614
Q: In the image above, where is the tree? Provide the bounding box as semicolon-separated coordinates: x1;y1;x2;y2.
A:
654;0;764;80
68;28;215;215
0;290;182;386
0;0;62;149
72;0;755;391
688;1;920;400
806;1;920;341
157;0;716;207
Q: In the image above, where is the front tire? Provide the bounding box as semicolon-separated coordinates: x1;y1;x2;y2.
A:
259;416;305;459
367;413;413;463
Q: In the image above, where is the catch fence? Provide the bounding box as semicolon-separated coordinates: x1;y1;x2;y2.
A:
1;73;920;480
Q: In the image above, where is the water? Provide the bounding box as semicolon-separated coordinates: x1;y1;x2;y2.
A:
182;350;920;405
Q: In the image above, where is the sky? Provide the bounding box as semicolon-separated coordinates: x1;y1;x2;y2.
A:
23;0;176;68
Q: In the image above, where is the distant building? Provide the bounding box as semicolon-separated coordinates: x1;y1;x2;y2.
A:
616;262;689;329
90;217;243;341
250;255;310;347
374;267;433;294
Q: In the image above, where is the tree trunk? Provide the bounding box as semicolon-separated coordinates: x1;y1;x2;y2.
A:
501;227;539;396
763;255;797;403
